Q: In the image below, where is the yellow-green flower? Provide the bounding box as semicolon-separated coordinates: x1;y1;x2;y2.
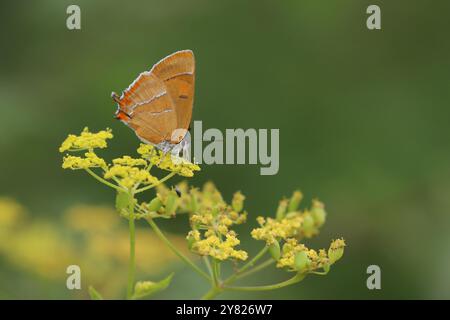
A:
137;143;200;177
62;152;107;170
277;238;330;272
252;198;328;244
59;127;113;152
191;231;248;261
0;197;26;229
251;215;303;245
113;156;147;167
181;183;248;261
104;165;159;189
157;154;200;177
137;143;156;157
328;238;346;264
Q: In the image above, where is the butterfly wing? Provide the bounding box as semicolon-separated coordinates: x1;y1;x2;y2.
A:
150;50;195;143
127;92;178;144
114;50;195;146
118;73;167;115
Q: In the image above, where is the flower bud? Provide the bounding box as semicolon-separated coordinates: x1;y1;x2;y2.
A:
302;213;315;237
288;191;303;212
133;273;173;299
311;199;326;227
232;191;245;213
135;281;155;295
328;238;346;264
294;251;311;273
186;230;200;250
147;197;162;212
268;239;281;260
276;199;288;221
115;191;131;212
164;192;178;216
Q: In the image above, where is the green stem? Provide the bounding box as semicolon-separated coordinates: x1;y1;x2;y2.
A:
201;287;223;300
126;194;136;299
135;172;176;193
203;257;214;282
223;246;269;285
225;273;306;292
85;168;125;192
212;259;220;287
146;218;210;281
233;259;275;281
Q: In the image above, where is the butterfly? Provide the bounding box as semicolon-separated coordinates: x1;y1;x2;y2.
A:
112;50;195;154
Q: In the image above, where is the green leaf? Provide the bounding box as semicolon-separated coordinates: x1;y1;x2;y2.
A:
115;191;130;212
88;286;103;300
132;273;174;300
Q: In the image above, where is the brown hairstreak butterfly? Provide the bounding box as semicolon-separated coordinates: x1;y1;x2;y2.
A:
112;50;195;154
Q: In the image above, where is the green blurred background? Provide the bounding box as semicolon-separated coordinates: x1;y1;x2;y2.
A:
1;0;450;299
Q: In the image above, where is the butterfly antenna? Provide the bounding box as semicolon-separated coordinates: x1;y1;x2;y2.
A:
111;92;121;103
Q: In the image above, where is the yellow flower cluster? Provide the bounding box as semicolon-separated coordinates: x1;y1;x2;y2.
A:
113;156;147;167
251;193;327;245
182;182;248;261
276;238;345;272
59;127;113;152
276;238;325;271
138;144;200;177
62;152;107;170
188;231;248;261
0;197;26;229
60;129;201;192
328;238;346;264
104;165;159;189
251;215;303;245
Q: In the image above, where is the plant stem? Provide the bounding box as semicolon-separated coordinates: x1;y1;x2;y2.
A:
225;273;306;292
135;172;176;193
223;246;269;285
126;193;136;299
233;259;275;281
212;259;220;287
85;168;125;192
146;218;210;281
201;287;223;300
203;257;214;281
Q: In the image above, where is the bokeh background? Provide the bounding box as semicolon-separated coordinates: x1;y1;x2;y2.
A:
1;0;450;299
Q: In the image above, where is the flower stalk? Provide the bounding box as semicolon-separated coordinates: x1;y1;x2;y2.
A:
126;192;136;299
